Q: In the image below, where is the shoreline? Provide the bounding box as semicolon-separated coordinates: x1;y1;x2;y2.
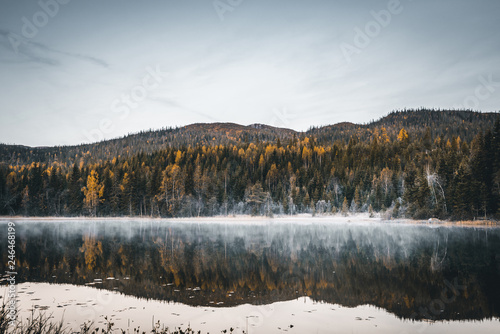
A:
0;214;498;227
7;282;499;334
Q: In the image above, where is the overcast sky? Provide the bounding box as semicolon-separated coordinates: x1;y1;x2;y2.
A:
1;0;499;146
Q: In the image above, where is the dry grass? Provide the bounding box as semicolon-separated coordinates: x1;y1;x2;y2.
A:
0;301;226;334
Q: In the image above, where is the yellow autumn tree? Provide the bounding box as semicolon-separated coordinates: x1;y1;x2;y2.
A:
174;150;183;165
341;197;349;216
82;170;104;216
315;146;326;165
266;163;279;191
380;127;390;143
302;146;312;169
397;128;409;143
161;164;184;214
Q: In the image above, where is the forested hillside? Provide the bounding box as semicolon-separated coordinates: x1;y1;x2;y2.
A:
0;109;499;219
1;108;496;167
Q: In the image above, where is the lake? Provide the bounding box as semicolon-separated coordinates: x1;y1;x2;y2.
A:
1;218;499;333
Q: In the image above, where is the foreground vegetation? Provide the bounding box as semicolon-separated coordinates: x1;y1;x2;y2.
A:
0;302;217;334
0;109;499;220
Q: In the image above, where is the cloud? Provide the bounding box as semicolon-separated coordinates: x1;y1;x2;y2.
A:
0;28;109;68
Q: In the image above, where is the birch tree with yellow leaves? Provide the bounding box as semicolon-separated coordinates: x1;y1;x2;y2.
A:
82;170;104;216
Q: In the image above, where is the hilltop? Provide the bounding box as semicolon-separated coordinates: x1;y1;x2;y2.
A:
0;108;497;166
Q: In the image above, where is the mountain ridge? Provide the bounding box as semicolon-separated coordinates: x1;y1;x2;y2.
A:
1;108;498;166
4;108;499;149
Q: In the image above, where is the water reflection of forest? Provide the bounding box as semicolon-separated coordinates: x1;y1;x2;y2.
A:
2;221;499;321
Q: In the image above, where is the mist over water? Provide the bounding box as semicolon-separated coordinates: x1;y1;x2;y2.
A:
1;220;500;322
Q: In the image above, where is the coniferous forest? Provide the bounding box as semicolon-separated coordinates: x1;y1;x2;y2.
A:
1;109;500;220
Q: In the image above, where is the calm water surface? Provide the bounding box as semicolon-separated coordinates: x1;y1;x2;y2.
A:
1;219;499;333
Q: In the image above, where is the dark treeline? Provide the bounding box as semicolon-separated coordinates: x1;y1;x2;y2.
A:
0;109;499;219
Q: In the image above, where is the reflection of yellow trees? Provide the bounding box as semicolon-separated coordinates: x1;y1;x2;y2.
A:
118;245;128;266
403;295;414;308
193;248;206;283
114;245;131;276
79;236;103;271
60;256;71;273
155;237;169;265
8;224;498;322
316;279;329;289
382;256;396;269
268;257;279;273
7;230;498;323
304;276;315;296
259;269;266;282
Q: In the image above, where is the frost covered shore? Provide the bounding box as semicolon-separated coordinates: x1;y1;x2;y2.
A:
0;213;498;227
